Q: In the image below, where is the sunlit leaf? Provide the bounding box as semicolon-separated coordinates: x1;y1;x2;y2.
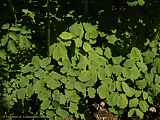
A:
1;23;10;30
142;92;148;100
87;87;96;98
106;34;120;44
136;109;144;119
128;47;143;62
56;107;69;119
69;23;84;37
51;42;68;61
74;37;82;48
69;102;78;114
83;42;92;52
128;108;136;117
139;100;149;112
59;32;75;40
40;57;51;68
104;47;112;59
112;56;124;65
134;90;142;97
117;94;128;109
129;98;139;108
32;56;41;66
135;79;146;89
122;82;134;97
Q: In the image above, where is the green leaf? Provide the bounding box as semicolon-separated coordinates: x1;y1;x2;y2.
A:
46;110;55;120
148;96;153;104
123;59;135;68
83;23;98;40
40;57;51;68
155;74;160;84
31;56;41;66
22;9;35;23
97;83;109;99
1;35;9;46
154;58;160;74
65;77;76;90
8;32;18;41
138;0;145;6
83;42;92;52
77;54;88;70
122;82;134;97
16;88;26;99
117;94;128;109
65;89;80;103
71;93;80;103
74;81;86;93
125;66;140;80
142;92;148;100
51;42;68;61
112;56;124;65
45;76;61;90
110;65;124;76
127;1;138;7
59;94;67;105
87;87;96;98
135;109;144;119
115;81;122;91
56;108;69;119
26;85;34;97
74;38;82;48
59;32;75;40
83;23;97;32
104;47;112;59
128;108;136;117
106;34;120;44
135;79;146;89
85;31;98;40
98;66;106;80
19;35;31;49
95;47;103;55
136;62;148;73
129;98;139;108
69;102;78;114
139;100;149;112
7;40;17;53
108;107;118;114
134;90;142;97
18;76;29;87
145;73;154;86
69;23;84;37
78;70;91;82
107;92;119;106
143;50;155;64
1;23;10;29
128;47;143;62
0;49;6;59
41;98;50;110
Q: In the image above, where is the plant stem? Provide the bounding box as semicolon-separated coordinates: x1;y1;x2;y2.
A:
47;0;51;56
8;0;17;24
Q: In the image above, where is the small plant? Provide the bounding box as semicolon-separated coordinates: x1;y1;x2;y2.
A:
3;22;160;120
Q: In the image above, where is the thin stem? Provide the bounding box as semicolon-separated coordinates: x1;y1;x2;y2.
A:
47;0;51;56
8;0;17;24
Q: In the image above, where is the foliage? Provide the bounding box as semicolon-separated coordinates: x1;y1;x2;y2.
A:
2;22;160;120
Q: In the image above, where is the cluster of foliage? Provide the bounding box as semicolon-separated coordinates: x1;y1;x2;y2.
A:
2;21;160;120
